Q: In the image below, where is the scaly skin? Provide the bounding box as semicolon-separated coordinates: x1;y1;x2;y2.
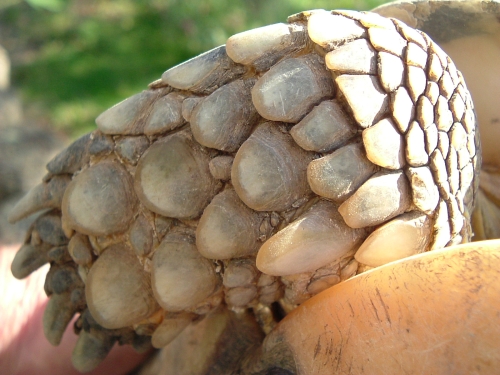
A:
8;2;500;374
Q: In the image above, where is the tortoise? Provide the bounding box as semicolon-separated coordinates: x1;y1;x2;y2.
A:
7;0;500;373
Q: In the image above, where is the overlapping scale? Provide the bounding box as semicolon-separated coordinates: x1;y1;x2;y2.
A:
7;8;480;372
325;39;377;74
46;132;114;174
144;92;185;135
96;91;159;135
362;117;405;169
151;313;195;349
209;155;233;181
62;161;137;236
134;132;220;219
68;233;94;266
115;136;150;165
8;175;70;223
190;79;258;152
290;100;357;153
226;23;307;71
307;142;377;202
196;189;262;260
231;122;314;211
86;244;158;329
354;211;431;267
11;243;50;279
161;46;245;94
338;171;411;228
43;290;81;345
151;232;219;312
256;200;367;276
378;51;404;92
72;330;115;373
306;11;365;48
251;55;335;123
336;75;389;127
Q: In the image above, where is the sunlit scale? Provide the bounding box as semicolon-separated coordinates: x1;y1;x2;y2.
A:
86;244;158;329
196;189;262;259
190;79;259;152
62;161;137;236
256;200;368;276
354;211;431;267
226;22;306;71
290;100;356;153
231;122;314;212
338;171;411;228
251;54;335;123
151;232;219;312
134;132;220;219
307;142;377;202
362;117;405;169
6;6;480;373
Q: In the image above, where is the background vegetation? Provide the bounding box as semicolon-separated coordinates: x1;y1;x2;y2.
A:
0;0;387;137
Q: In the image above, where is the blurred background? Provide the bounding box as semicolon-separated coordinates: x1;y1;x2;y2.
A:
1;0;386;136
0;0;386;243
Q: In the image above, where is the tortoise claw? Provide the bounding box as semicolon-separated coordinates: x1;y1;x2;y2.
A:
10;243;50;279
71;330;115;373
8;175;70;223
43;292;78;346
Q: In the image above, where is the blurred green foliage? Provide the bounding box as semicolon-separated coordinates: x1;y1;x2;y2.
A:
0;0;387;137
25;0;68;11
